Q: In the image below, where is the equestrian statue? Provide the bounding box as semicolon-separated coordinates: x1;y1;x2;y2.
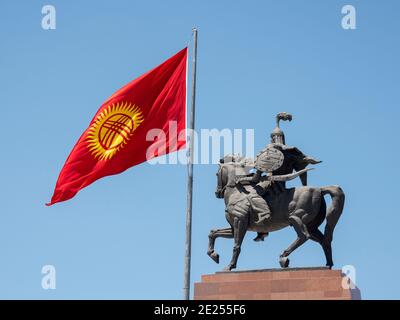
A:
208;112;345;271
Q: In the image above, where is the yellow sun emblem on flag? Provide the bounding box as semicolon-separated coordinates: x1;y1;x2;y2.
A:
86;102;144;161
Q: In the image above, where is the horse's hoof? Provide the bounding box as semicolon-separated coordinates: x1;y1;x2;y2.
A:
279;256;290;268
210;252;220;264
222;265;235;272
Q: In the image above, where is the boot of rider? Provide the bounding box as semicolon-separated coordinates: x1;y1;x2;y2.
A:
253;232;269;242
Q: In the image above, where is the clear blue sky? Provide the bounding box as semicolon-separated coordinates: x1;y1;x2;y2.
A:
0;0;399;299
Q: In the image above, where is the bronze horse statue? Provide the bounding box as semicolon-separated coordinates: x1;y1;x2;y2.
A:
208;155;345;271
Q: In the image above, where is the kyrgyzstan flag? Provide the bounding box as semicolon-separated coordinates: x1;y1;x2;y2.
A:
47;48;187;205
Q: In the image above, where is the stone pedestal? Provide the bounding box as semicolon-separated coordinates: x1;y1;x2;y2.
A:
194;267;360;300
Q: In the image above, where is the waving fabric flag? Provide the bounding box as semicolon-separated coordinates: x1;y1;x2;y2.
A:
47;48;187;205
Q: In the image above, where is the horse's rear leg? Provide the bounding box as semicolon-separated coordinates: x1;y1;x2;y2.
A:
289;213;311;240
279;213;311;268
320;185;345;268
322;206;341;268
309;228;333;268
279;236;308;268
223;217;247;271
207;227;233;264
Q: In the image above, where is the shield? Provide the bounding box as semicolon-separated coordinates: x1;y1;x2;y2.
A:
255;147;284;173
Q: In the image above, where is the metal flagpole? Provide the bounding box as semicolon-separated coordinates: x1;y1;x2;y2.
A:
183;27;198;300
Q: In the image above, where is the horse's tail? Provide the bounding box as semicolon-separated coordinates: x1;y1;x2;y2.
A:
320;185;345;245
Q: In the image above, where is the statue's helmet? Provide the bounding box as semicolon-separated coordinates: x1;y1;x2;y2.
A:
270;112;292;145
270;126;285;144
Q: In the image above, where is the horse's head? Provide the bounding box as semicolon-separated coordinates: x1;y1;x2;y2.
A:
215;154;253;198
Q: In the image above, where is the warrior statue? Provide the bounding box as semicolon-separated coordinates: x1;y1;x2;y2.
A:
208;113;345;271
236;112;321;241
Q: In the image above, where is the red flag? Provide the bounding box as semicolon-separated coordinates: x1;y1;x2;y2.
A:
47;48;187;205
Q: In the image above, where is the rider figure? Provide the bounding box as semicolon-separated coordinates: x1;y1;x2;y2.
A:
236;113;321;240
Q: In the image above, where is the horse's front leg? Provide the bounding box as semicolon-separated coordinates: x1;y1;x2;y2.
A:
223;217;248;271
207;227;233;264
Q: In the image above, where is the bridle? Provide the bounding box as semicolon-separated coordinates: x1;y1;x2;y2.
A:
216;165;226;196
